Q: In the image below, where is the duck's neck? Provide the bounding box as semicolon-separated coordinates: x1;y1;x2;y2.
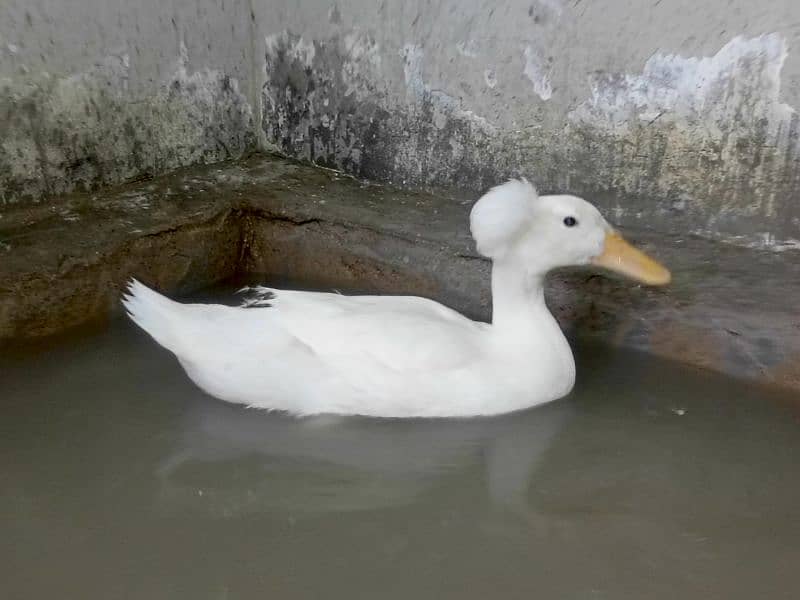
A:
490;259;549;333
489;258;576;398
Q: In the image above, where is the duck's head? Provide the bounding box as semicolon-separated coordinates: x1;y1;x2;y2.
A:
470;179;670;285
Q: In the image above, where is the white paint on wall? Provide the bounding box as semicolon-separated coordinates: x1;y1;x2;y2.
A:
343;31;381;69
456;40;479;58
400;43;427;100
342;31;382;100
537;0;564;17
523;45;552;101
265;31;315;68
570;34;794;136
401;43;497;135
484;68;497;89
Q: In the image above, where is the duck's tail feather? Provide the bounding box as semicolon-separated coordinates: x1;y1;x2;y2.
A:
122;279;185;354
237;285;276;308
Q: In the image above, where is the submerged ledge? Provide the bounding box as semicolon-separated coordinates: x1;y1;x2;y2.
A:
1;153;798;392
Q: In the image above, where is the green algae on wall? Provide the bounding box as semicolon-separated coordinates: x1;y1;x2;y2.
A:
0;50;254;205
0;0;257;208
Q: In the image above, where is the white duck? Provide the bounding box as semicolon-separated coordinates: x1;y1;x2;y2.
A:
124;179;669;418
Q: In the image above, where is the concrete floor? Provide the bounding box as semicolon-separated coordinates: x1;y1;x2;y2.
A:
2;153;798;393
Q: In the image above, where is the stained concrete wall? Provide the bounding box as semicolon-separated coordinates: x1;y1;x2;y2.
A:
0;0;257;205
253;0;800;250
3;1;800;251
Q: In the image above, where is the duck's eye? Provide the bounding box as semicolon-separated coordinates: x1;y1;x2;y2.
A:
563;216;578;227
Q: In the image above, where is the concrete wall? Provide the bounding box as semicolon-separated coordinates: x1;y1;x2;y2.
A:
0;0;256;205
253;0;800;250
3;0;800;251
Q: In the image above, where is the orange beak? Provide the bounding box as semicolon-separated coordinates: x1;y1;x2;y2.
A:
591;232;671;286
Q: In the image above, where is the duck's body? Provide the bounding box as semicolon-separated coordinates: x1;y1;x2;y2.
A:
124;280;574;417
125;180;669;418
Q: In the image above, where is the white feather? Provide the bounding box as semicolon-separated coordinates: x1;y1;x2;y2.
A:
470;179;537;259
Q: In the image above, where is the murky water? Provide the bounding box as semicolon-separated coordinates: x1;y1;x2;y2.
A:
2;286;799;600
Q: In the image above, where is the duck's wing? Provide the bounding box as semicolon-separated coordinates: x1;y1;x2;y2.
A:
247;287;489;373
125;281;340;410
125;282;492;414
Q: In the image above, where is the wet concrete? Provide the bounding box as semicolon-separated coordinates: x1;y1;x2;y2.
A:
1;153;799;392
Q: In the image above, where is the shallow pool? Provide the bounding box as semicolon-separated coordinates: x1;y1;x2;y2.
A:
2;285;799;599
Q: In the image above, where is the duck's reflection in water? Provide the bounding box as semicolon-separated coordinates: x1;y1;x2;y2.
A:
155;395;575;524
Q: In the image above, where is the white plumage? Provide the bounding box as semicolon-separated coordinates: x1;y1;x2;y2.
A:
124;179;669;418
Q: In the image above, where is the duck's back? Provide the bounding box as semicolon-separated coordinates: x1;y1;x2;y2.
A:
265;288;487;372
124;281;504;416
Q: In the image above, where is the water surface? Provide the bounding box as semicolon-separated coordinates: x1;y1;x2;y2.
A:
2;288;799;599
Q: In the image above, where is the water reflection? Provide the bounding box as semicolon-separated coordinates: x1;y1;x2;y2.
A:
155;395;575;519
